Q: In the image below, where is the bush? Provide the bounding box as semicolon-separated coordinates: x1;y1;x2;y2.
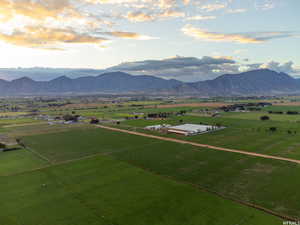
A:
287;111;299;115
0;143;6;149
63;114;79;122
90;118;99;124
260;115;270;121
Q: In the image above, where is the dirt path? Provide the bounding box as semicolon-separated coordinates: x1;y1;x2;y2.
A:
145;102;229;108
96;125;300;165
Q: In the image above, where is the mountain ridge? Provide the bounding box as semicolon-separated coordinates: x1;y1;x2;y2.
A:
0;69;299;96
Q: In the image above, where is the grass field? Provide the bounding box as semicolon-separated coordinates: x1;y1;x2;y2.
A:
0;150;47;176
223;111;300;122
4;123;93;139
0;155;281;225
22;127;158;162
263;105;300;112
0;112;29;117
0;118;40;127
21;128;300;219
121;115;300;160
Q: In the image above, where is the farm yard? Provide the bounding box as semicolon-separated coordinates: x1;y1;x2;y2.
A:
1;96;300;224
120;114;300;160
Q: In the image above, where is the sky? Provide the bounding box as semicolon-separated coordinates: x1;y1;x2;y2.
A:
0;0;299;81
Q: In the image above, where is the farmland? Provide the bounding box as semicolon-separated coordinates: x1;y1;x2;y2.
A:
19;128;300;219
1;96;300;224
121;115;300;160
0;156;281;225
0;149;47;176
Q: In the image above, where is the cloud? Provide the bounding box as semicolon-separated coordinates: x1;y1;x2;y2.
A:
100;31;157;40
107;56;238;81
126;11;155;22
158;0;177;9
240;61;300;76
0;0;80;22
200;4;226;12
186;15;216;21
0;26;108;50
254;0;276;10
182;25;296;43
0;0;159;50
227;8;247;14
260;61;297;74
107;56;300;81
125;9;184;22
159;9;185;18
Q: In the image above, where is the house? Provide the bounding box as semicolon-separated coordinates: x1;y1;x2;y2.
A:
145;124;171;131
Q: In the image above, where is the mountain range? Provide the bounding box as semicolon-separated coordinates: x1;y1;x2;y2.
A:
0;69;299;96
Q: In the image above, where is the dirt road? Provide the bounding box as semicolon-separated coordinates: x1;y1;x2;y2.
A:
96;125;300;164
145;102;229;108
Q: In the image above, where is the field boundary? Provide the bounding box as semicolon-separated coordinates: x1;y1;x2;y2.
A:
96;125;300;165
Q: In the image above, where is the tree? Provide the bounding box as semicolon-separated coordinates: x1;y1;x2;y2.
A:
269;127;277;132
63;114;79;122
0;143;6;149
260;115;270;121
90;118;99;124
215;123;222;127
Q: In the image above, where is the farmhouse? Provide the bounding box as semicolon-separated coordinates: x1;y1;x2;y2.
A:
167;124;218;136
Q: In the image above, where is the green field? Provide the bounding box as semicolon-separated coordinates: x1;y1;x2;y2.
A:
262;105;300;112
121;115;300;160
0;118;40;127
0;155;281;225
3;101;300;224
21;128;300;219
222;111;300;122
0;150;47;176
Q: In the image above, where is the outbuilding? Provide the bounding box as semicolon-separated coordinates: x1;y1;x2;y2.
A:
167;124;217;136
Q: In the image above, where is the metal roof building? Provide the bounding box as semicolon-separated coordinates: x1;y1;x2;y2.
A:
167;124;215;136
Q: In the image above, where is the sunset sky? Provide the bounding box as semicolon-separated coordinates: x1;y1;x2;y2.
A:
0;0;299;81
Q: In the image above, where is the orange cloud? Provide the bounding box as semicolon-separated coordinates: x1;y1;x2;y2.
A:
126;9;184;22
0;26;108;49
101;31;156;40
0;0;81;22
201;3;226;12
126;11;154;22
181;25;263;43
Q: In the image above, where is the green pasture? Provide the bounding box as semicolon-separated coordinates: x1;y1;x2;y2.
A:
0;155;281;225
121;115;300;159
21;128;300;219
0;149;47;176
222;111;300;122
262;105;300;112
0;118;39;127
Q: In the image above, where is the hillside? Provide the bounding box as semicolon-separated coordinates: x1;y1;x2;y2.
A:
0;72;182;95
0;69;299;96
175;69;300;96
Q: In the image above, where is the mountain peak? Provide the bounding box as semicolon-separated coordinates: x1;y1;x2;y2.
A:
52;75;72;81
97;71;132;78
12;76;34;82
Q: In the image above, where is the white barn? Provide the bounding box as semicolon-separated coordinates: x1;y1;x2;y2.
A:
167;124;217;136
